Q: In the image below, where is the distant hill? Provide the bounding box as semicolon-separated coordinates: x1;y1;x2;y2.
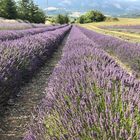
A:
118;12;140;18
44;8;71;17
36;0;140;18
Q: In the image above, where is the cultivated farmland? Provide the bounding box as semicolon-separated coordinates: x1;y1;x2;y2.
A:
0;20;140;140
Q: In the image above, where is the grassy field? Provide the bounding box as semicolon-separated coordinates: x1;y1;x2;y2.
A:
87;18;140;27
80;18;140;43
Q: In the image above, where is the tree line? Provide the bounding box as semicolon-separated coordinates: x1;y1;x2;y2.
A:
53;14;69;24
53;10;107;24
0;0;46;23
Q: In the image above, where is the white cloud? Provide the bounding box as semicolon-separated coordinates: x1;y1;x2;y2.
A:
43;0;140;16
44;7;59;11
113;3;122;9
69;12;82;17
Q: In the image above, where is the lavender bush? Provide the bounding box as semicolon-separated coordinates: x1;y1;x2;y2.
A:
100;25;140;34
0;25;71;103
78;26;140;76
101;25;140;30
0;24;67;41
24;26;140;140
0;22;47;30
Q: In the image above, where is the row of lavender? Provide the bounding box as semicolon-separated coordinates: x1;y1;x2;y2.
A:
0;25;71;104
101;25;140;29
100;25;140;34
0;24;67;41
78;26;140;76
0;22;47;30
24;26;140;140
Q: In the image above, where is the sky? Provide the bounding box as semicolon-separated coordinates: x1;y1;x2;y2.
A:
34;0;140;16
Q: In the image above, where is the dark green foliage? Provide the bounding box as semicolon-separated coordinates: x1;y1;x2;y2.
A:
55;14;70;24
17;0;30;20
78;15;85;24
17;0;46;23
0;0;46;23
70;18;77;24
78;10;106;24
0;0;17;19
105;17;119;22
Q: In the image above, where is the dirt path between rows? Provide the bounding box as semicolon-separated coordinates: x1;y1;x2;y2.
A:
0;34;69;140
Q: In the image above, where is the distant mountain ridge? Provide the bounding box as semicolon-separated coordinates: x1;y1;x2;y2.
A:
34;0;140;18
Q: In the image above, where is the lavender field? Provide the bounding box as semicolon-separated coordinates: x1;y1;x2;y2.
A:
101;25;140;34
0;22;47;30
22;25;140;140
0;23;140;140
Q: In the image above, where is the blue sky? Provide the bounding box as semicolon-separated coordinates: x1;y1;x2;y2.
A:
34;0;140;16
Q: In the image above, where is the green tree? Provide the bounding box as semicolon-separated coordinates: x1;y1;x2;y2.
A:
28;1;46;23
55;14;64;24
0;0;17;19
78;15;86;24
55;14;69;24
17;0;46;23
65;15;69;24
78;10;106;24
17;0;31;20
